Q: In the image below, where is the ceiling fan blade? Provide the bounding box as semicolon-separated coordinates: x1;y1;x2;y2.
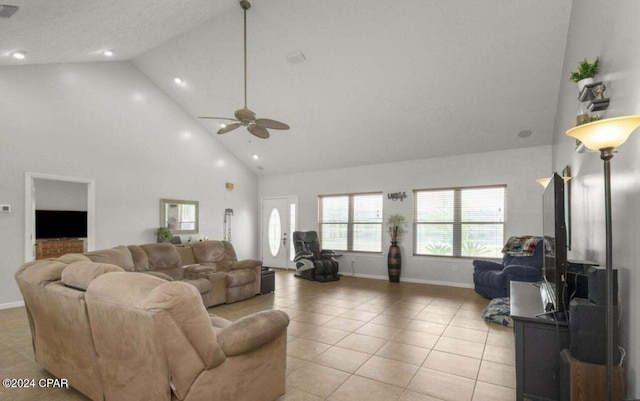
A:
217;123;242;135
248;124;270;139
255;118;290;130
198;116;239;121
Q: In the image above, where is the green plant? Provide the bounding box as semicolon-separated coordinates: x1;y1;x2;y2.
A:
461;242;491;256
156;227;173;242
576;115;602;126
569;58;599;82
386;214;407;242
425;243;452;255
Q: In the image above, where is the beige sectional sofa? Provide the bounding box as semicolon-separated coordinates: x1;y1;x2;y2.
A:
15;253;288;401
80;240;262;307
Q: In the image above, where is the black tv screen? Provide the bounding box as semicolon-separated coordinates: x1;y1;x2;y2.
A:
541;173;568;313
35;210;88;239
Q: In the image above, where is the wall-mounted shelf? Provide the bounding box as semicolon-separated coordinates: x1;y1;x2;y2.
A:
578;81;610;111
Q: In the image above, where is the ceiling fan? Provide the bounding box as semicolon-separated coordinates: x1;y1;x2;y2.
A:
198;0;289;139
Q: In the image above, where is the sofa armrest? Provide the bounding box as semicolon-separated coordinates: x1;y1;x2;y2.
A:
217;310;289;357
472;259;504;272
503;264;542;282
142;271;173;281
231;259;262;271
184;264;214;274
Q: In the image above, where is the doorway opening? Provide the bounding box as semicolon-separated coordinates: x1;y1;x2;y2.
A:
24;172;95;262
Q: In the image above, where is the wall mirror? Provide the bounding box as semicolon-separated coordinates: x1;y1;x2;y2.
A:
160;198;199;234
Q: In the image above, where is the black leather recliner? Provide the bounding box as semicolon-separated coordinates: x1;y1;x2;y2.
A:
293;231;340;282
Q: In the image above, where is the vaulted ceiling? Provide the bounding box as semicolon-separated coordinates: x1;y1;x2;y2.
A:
1;0;573;175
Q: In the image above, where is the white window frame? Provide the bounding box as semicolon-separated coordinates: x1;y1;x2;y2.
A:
318;192;383;253
413;185;507;258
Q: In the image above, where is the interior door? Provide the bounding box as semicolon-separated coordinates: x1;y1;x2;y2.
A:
261;197;295;269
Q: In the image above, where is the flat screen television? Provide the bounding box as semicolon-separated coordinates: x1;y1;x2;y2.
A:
35;210;87;239
540;173;568;314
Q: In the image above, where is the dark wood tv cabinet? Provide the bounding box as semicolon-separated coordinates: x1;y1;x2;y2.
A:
511;281;569;401
35;239;85;259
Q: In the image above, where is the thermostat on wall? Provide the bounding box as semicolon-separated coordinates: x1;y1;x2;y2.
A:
1;204;11;213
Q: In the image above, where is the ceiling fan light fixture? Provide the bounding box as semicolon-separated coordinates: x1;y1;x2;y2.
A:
198;0;289;139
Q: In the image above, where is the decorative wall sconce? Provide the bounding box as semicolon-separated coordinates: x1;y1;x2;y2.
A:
566;115;640;401
223;208;234;241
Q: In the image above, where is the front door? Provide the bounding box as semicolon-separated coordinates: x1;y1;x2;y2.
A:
261;197;296;269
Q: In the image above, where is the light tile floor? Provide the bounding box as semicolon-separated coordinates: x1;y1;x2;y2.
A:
0;270;516;401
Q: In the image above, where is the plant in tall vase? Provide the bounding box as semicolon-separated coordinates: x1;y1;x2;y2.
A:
386;214;406;282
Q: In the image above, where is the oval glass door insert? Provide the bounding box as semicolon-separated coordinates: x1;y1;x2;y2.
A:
268;208;282;257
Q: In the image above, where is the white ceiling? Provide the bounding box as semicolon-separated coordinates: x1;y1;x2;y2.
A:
2;0;573;176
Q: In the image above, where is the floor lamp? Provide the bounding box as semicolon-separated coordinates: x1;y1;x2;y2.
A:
566;115;640;401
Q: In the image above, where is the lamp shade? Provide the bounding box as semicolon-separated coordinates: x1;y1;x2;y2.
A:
566;115;640;150
536;177;551;187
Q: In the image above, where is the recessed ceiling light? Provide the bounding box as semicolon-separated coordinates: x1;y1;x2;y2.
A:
103;50;113;57
11;51;26;60
252;154;260;160
173;77;184;85
287;51;306;64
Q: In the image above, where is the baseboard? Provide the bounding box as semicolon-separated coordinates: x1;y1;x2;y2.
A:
0;300;25;310
339;272;473;289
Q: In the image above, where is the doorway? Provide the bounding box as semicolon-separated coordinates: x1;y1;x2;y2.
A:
24;172;95;262
261;196;297;269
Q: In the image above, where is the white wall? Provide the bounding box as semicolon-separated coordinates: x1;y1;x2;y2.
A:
34;179;88;210
552;0;640;396
259;146;552;286
0;61;259;306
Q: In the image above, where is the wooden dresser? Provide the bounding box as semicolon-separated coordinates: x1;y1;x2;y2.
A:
35;239;85;259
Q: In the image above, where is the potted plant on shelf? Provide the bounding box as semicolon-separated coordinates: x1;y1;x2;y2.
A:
386;214;406;282
569;57;599;92
156;227;173;243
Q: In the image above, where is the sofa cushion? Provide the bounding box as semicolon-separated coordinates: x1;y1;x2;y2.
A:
85;246;135;272
191;241;226;264
140;243;184;280
226;270;256;288
176;246;197;266
128;245;150;271
61;262;124;291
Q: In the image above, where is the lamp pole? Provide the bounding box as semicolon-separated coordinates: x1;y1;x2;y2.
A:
601;148;614;401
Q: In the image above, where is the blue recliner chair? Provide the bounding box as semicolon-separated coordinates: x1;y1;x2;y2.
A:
293;231;340;282
473;236;543;299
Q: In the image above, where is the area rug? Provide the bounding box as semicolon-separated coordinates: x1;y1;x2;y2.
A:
481;297;513;327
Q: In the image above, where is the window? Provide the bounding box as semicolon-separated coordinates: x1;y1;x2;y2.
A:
413;185;506;258
179;204;196;230
318;192;383;252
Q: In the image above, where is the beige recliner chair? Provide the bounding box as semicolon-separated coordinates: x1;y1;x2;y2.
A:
85;272;289;401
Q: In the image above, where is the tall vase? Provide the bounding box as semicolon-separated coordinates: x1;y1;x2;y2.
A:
387;241;401;282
